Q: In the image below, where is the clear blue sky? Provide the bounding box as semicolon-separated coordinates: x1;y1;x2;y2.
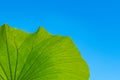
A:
0;0;120;80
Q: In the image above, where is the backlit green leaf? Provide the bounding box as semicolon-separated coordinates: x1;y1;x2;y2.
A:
0;24;90;80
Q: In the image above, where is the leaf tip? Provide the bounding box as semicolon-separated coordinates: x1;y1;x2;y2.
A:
36;26;51;35
1;24;10;29
2;23;9;26
37;26;46;32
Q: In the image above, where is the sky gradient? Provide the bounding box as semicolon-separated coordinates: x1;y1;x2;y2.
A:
0;0;120;80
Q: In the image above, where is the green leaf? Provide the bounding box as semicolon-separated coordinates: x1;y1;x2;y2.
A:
0;24;90;80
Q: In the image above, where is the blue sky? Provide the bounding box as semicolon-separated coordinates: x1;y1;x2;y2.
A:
0;0;120;80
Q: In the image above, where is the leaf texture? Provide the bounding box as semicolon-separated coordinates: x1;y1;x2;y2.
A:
0;24;90;80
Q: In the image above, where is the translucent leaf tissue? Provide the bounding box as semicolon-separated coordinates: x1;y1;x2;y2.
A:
0;24;90;80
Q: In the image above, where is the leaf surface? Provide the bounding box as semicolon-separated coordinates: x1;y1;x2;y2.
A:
0;24;90;80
